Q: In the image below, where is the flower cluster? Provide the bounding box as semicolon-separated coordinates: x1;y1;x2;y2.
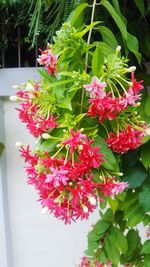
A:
37;48;57;75
15;83;58;138
13;45;146;225
106;125;144;153
84;74;145;153
80;256;112;267
18;129;128;223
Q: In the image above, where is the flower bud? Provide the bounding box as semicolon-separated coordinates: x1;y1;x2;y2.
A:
12;85;19;89
26;82;35;92
89;196;97;206
116;46;121;53
127;66;136;72
9;95;19;102
15;142;24;147
41;206;49;214
83;205;88;213
42;133;51;139
145;128;150;136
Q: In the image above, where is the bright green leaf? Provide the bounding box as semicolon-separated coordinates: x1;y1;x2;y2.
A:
144;254;150;266
110;227;128;253
68;3;88;26
141;240;150;254
92;43;104;76
94;135;118;171
75;21;101;38
99;26;118;50
105;235;120;266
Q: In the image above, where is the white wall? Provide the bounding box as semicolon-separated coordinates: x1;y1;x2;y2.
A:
3;100;99;267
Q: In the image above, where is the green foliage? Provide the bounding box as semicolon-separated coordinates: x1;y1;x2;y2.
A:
0;143;4;156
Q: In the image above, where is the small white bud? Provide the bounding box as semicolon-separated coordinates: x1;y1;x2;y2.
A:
118;172;123;176
145;128;150;136
12;85;19;89
41;206;49;214
15;142;24;147
9;95;19;102
127;66;136;73
116;46;121;53
83;205;88;213
26;83;35;92
89;197;97;206
80;128;84;132
136;102;141;107
42;133;51;140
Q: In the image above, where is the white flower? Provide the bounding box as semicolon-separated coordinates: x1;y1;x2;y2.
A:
83;205;88;213
26;82;35;92
42;133;51;139
41;206;49;214
9;96;19;102
127;66;136;72
15;142;24;147
89;196;97;206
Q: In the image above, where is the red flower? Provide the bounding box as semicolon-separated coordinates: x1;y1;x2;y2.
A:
106;125;144;153
130;72;143;94
62;129;86;154
88;95;123;122
37;48;57;75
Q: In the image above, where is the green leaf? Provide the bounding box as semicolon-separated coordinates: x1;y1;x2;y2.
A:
47;79;73;88
139;181;150;212
75;21;101;38
105;235;120;266
123;163;147;188
108;198;118;213
68;3;88;26
126;32;142;63
124;201;145;227
141;142;150;169
134;0;145;17
141;240;150;254
144;96;150;116
94;135;118;170
101;0;127;40
144;254;150;266
0;143;4;157
126;230;140;260
92;43;104;76
97;42;115;56
99;26;118;50
88;220;111;242
74;113;86;123
110;227;128;253
56;97;72;110
102;209;114;222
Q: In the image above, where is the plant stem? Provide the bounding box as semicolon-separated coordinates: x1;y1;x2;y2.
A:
80;0;97;114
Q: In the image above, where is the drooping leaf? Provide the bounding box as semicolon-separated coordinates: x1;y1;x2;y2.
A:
75;21;101;38
124;201;145;227
101;0;127;40
144;254;150;266
134;0;145;17
126;32;142;64
105;235;120;266
99;26;118;50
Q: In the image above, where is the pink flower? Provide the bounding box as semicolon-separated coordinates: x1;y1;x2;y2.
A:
130;72;143;94
110;181;129;198
62;129;86;153
46;167;69;187
106;125;144;153
84;77;106;98
121;88;141;107
80;256;90;267
37;48;57;75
